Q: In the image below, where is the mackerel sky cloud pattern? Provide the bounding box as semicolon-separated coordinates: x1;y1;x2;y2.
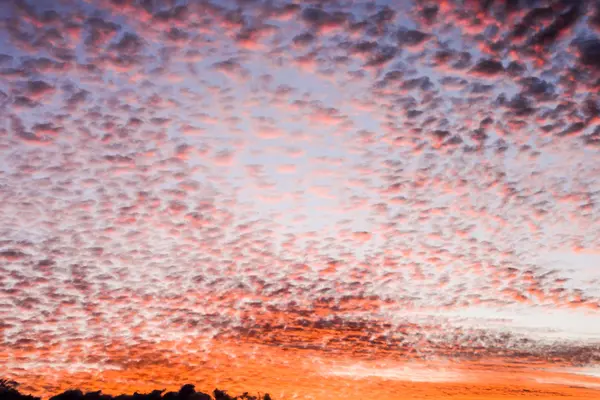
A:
1;0;600;399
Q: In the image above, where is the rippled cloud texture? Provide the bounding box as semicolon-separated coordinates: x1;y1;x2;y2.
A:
1;0;600;399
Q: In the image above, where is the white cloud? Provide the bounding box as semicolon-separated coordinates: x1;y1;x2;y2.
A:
323;362;464;383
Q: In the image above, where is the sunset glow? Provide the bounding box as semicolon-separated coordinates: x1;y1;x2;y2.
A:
1;0;600;399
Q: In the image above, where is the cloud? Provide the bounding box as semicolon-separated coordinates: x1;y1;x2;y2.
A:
300;7;347;32
212;59;249;80
0;0;599;398
325;363;464;383
291;32;315;48
575;37;600;70
469;59;504;76
397;29;430;48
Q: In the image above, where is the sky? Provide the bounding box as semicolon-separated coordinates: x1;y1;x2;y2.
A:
1;0;600;399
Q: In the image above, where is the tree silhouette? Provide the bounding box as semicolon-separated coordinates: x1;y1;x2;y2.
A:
0;380;40;400
0;381;271;400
